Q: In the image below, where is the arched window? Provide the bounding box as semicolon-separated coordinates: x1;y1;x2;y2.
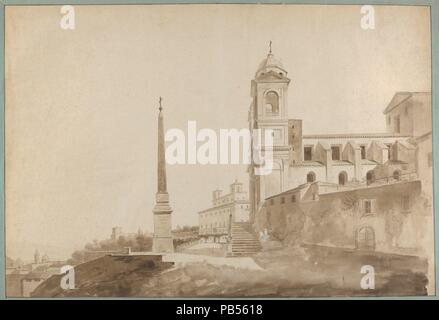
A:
356;226;375;251
265;91;279;114
366;171;375;185
338;171;348;186
307;171;316;183
393;170;401;181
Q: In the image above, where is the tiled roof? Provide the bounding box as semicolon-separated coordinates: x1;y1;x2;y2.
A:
398;140;416;150
198;200;249;214
332;160;354;166
317;141;331;150
383;92;413;114
265;183;310;200
361;159;378;165
347;141;360;149
371;140;388;149
257;53;287;73
302;133;409;139
291;161;324;167
383;92;430;114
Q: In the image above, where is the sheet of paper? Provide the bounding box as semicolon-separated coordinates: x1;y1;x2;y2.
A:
4;4;434;297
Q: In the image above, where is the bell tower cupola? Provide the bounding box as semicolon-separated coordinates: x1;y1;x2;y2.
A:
248;43;292;219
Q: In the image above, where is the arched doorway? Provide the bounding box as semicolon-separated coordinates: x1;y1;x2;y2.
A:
366;171;375;185
307;171;316;183
356;227;375;251
338;171;348;185
393;170;401;181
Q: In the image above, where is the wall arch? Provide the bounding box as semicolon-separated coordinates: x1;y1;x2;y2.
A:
264;91;279;114
366;170;375;185
338;171;348;185
307;171;316;183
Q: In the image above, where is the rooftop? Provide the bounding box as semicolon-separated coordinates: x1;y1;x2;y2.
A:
383;91;430;114
302;132;410;139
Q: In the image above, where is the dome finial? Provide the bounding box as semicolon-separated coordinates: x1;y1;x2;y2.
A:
269;40;272;54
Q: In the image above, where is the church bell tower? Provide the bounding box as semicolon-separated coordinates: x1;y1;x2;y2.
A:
249;43;291;219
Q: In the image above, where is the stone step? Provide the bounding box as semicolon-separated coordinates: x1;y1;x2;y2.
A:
229;222;261;257
231;252;260;255
231;231;255;235
232;235;259;239
232;246;260;249
232;244;261;248
231;232;255;235
232;234;258;238
232;241;261;244
231;235;254;238
231;236;254;239
232;234;257;238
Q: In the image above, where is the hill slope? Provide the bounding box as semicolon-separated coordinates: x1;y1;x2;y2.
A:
32;255;173;297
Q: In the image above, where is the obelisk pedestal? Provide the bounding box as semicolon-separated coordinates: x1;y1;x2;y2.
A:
152;192;174;253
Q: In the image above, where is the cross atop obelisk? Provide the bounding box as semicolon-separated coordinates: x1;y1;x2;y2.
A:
152;96;174;253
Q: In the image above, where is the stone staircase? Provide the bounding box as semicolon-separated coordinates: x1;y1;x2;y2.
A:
228;222;262;257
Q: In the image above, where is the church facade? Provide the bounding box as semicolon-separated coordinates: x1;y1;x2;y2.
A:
248;50;433;259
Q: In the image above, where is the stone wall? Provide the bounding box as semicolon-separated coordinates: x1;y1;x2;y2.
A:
256;180;431;256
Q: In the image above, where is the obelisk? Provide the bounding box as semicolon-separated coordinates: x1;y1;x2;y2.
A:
152;97;174;253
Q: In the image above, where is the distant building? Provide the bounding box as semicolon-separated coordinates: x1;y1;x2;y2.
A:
198;180;250;243
6;257;66;297
110;226;140;241
34;249;40;264
21;265;62;297
111;227;123;241
21;278;45;297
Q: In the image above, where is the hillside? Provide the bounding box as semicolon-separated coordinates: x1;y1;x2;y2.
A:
32;254;173;297
32;245;429;297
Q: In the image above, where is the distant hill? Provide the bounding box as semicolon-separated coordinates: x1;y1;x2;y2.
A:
32;255;173;297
